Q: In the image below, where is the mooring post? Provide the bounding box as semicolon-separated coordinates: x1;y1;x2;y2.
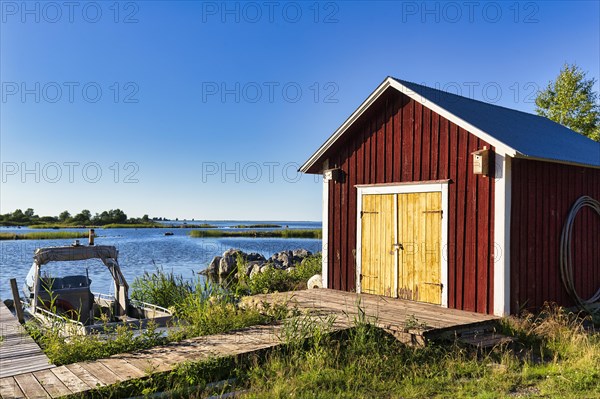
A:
9;278;25;324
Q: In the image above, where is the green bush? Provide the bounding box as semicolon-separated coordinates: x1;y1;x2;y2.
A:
242;254;322;295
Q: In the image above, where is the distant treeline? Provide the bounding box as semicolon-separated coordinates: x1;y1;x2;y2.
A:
0;208;157;227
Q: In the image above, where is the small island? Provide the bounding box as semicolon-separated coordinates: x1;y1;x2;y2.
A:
189;229;322;239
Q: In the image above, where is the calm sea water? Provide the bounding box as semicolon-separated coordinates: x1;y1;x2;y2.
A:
0;221;321;300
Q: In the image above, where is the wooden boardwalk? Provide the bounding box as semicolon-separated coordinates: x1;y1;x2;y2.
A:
0;302;54;379
0;289;498;398
251;289;499;342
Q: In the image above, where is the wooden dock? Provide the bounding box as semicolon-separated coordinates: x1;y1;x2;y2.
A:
0;289;498;398
0;302;54;379
251;289;499;344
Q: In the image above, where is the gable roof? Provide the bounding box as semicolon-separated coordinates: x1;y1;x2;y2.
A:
300;77;600;173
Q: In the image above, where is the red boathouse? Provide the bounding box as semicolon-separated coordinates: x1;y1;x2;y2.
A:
300;77;600;315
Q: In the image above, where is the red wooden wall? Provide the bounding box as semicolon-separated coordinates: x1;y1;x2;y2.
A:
325;89;496;314
510;158;600;312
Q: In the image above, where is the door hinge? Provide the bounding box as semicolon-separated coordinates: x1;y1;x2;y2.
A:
360;211;379;217
422;210;443;218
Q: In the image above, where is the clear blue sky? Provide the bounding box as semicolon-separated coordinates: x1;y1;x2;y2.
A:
1;1;598;220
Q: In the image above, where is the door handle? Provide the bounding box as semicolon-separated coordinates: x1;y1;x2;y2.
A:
393;243;404;250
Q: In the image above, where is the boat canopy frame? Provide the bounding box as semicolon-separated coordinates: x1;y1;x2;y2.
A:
29;245;129;317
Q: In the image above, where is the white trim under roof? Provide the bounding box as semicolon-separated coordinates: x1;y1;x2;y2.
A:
355;181;449;308
300;77;518;174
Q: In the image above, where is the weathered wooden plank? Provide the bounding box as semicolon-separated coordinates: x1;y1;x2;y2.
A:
0;303;54;379
13;374;49;399
98;359;145;380
49;366;91;394
78;362;123;385
0;377;25;399
64;364;105;389
117;355;170;374
32;370;71;399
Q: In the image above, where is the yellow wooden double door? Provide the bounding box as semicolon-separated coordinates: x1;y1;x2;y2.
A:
360;192;443;304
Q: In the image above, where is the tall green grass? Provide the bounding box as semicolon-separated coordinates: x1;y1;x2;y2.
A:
130;265;194;309
57;304;600;398
0;231;89;240
28;266;294;365
241;305;600;398
189;229;322;238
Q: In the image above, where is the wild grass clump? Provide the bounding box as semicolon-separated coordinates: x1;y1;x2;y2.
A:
189;229;322;238
0;231;88;240
101;223;160;228
131;265;194;309
172;280;292;340
240;304;600;398
26;318;166;366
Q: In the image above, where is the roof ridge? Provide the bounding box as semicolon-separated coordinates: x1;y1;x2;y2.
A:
390;76;549;120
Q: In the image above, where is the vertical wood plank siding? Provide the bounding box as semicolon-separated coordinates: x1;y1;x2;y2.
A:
326;90;496;314
510;158;600;312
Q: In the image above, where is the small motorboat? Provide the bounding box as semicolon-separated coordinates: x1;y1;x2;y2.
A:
23;231;172;335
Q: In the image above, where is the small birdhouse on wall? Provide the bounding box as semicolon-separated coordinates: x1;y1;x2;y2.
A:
323;167;344;183
472;146;493;176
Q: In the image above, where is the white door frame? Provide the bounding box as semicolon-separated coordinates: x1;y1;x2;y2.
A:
355;181;450;308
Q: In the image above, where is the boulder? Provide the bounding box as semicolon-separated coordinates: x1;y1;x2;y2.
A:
249;263;262;278
245;260;265;276
247;252;266;262
206;256;221;275
292;249;312;258
307;274;322;289
219;248;244;276
271;250;293;268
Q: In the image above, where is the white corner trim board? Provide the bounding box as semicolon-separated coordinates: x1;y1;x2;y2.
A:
355;181;450;308
321;159;329;288
493;154;512;316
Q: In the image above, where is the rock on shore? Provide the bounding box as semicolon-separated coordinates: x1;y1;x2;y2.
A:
201;248;313;278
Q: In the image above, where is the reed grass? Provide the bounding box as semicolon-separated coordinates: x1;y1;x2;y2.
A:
189;229;322;239
232;224;282;228
0;231;89;240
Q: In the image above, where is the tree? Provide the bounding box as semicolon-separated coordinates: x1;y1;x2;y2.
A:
535;64;600;141
58;210;71;222
72;209;92;224
24;208;35;218
11;209;26;223
141;214;150;223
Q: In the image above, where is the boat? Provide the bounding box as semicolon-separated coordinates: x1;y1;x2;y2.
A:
23;232;172;335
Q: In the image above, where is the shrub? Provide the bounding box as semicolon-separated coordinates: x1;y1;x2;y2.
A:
246;254;322;295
